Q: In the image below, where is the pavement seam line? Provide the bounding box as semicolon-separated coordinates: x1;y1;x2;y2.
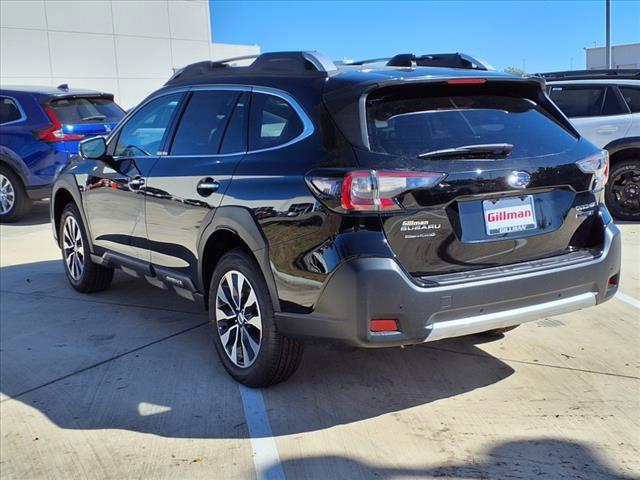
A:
424;345;640;380
0;321;210;403
0;289;204;316
239;385;286;480
615;291;640;309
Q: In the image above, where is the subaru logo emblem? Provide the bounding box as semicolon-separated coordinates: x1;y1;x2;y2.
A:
507;171;530;189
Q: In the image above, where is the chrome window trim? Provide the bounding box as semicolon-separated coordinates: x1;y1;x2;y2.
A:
248;86;314;155
0;95;27;126
107;84;314;158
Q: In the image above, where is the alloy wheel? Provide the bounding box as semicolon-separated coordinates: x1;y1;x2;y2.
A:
63;215;85;280
0;174;15;215
609;167;640;216
215;270;263;368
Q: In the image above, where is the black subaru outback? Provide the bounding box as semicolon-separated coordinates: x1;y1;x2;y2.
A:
51;51;621;387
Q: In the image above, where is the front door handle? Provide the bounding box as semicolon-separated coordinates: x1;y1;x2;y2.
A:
197;177;220;197
129;177;145;189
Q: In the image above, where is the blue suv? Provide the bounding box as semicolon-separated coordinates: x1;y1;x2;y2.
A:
0;85;125;221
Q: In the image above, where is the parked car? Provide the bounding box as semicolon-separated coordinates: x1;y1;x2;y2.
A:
0;85;125;221
50;52;621;387
542;70;640;221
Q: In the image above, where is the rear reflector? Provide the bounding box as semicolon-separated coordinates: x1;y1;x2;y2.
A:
608;274;619;287
370;319;398;332
446;78;487;85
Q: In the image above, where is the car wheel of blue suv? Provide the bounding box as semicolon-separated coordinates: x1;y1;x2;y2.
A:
60;203;114;293
209;249;304;387
0;165;32;222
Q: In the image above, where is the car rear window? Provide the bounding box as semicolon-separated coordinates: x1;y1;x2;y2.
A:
49;97;124;124
366;88;578;158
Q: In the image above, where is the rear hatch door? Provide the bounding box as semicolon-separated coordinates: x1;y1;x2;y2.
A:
49;95;125;147
357;80;601;276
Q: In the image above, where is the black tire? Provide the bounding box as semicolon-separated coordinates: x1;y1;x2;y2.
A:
479;325;519;337
605;159;640;221
209;249;304;387
0;165;32;222
59;203;114;293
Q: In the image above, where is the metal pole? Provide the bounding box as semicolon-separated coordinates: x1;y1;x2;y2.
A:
606;0;612;69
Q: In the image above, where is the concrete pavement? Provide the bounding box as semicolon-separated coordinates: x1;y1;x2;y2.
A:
1;202;638;479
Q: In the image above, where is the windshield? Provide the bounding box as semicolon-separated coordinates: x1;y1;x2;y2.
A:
367;91;578;158
49;97;125;124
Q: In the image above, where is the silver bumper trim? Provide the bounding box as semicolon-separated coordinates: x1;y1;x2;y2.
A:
424;292;597;342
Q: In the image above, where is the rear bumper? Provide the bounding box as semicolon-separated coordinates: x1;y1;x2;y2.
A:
275;219;621;347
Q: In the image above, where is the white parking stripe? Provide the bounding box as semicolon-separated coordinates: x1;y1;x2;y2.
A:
239;385;285;480
616;291;640;309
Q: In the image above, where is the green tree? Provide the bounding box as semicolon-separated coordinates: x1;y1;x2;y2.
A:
504;67;527;76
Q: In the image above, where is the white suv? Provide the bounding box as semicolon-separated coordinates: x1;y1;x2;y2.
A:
544;70;639;220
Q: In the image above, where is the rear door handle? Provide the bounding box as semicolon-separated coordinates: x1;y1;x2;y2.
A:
197;177;220;197
596;125;618;134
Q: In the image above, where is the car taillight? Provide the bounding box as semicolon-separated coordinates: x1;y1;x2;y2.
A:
308;170;446;212
577;150;609;190
35;106;85;142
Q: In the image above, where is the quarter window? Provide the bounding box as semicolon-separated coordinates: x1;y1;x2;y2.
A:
0;97;23;124
114;93;182;157
170;90;240;155
620;86;640;113
249;93;304;150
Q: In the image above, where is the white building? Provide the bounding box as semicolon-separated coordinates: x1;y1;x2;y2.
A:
586;43;640;70
0;0;259;108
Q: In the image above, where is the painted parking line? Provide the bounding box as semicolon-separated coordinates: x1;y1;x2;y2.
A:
239;385;285;480
616;291;640;310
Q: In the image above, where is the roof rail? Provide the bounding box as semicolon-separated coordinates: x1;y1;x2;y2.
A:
344;53;493;71
537;69;640;80
166;51;337;85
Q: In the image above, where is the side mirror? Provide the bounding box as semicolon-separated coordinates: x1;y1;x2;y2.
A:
79;136;107;160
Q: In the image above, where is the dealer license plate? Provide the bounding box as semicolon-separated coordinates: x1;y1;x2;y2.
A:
483;196;537;235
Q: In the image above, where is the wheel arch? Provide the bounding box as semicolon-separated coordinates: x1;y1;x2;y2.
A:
604;137;640;165
50;175;93;250
198;206;280;312
0;149;29;187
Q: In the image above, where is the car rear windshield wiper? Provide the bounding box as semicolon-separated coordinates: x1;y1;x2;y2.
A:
82;114;107;121
418;143;513;159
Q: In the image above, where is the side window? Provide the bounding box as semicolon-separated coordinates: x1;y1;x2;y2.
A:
549;86;606;117
620;86;640;113
220;92;249;154
0;97;23;125
170;90;240;155
114;93;182;157
601;87;627;116
249;93;304;150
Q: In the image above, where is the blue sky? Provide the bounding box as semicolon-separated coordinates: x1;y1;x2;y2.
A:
209;0;640;73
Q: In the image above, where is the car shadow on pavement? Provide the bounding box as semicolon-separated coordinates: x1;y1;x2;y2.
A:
2;259;513;440
5;201;51;227
265;439;635;480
